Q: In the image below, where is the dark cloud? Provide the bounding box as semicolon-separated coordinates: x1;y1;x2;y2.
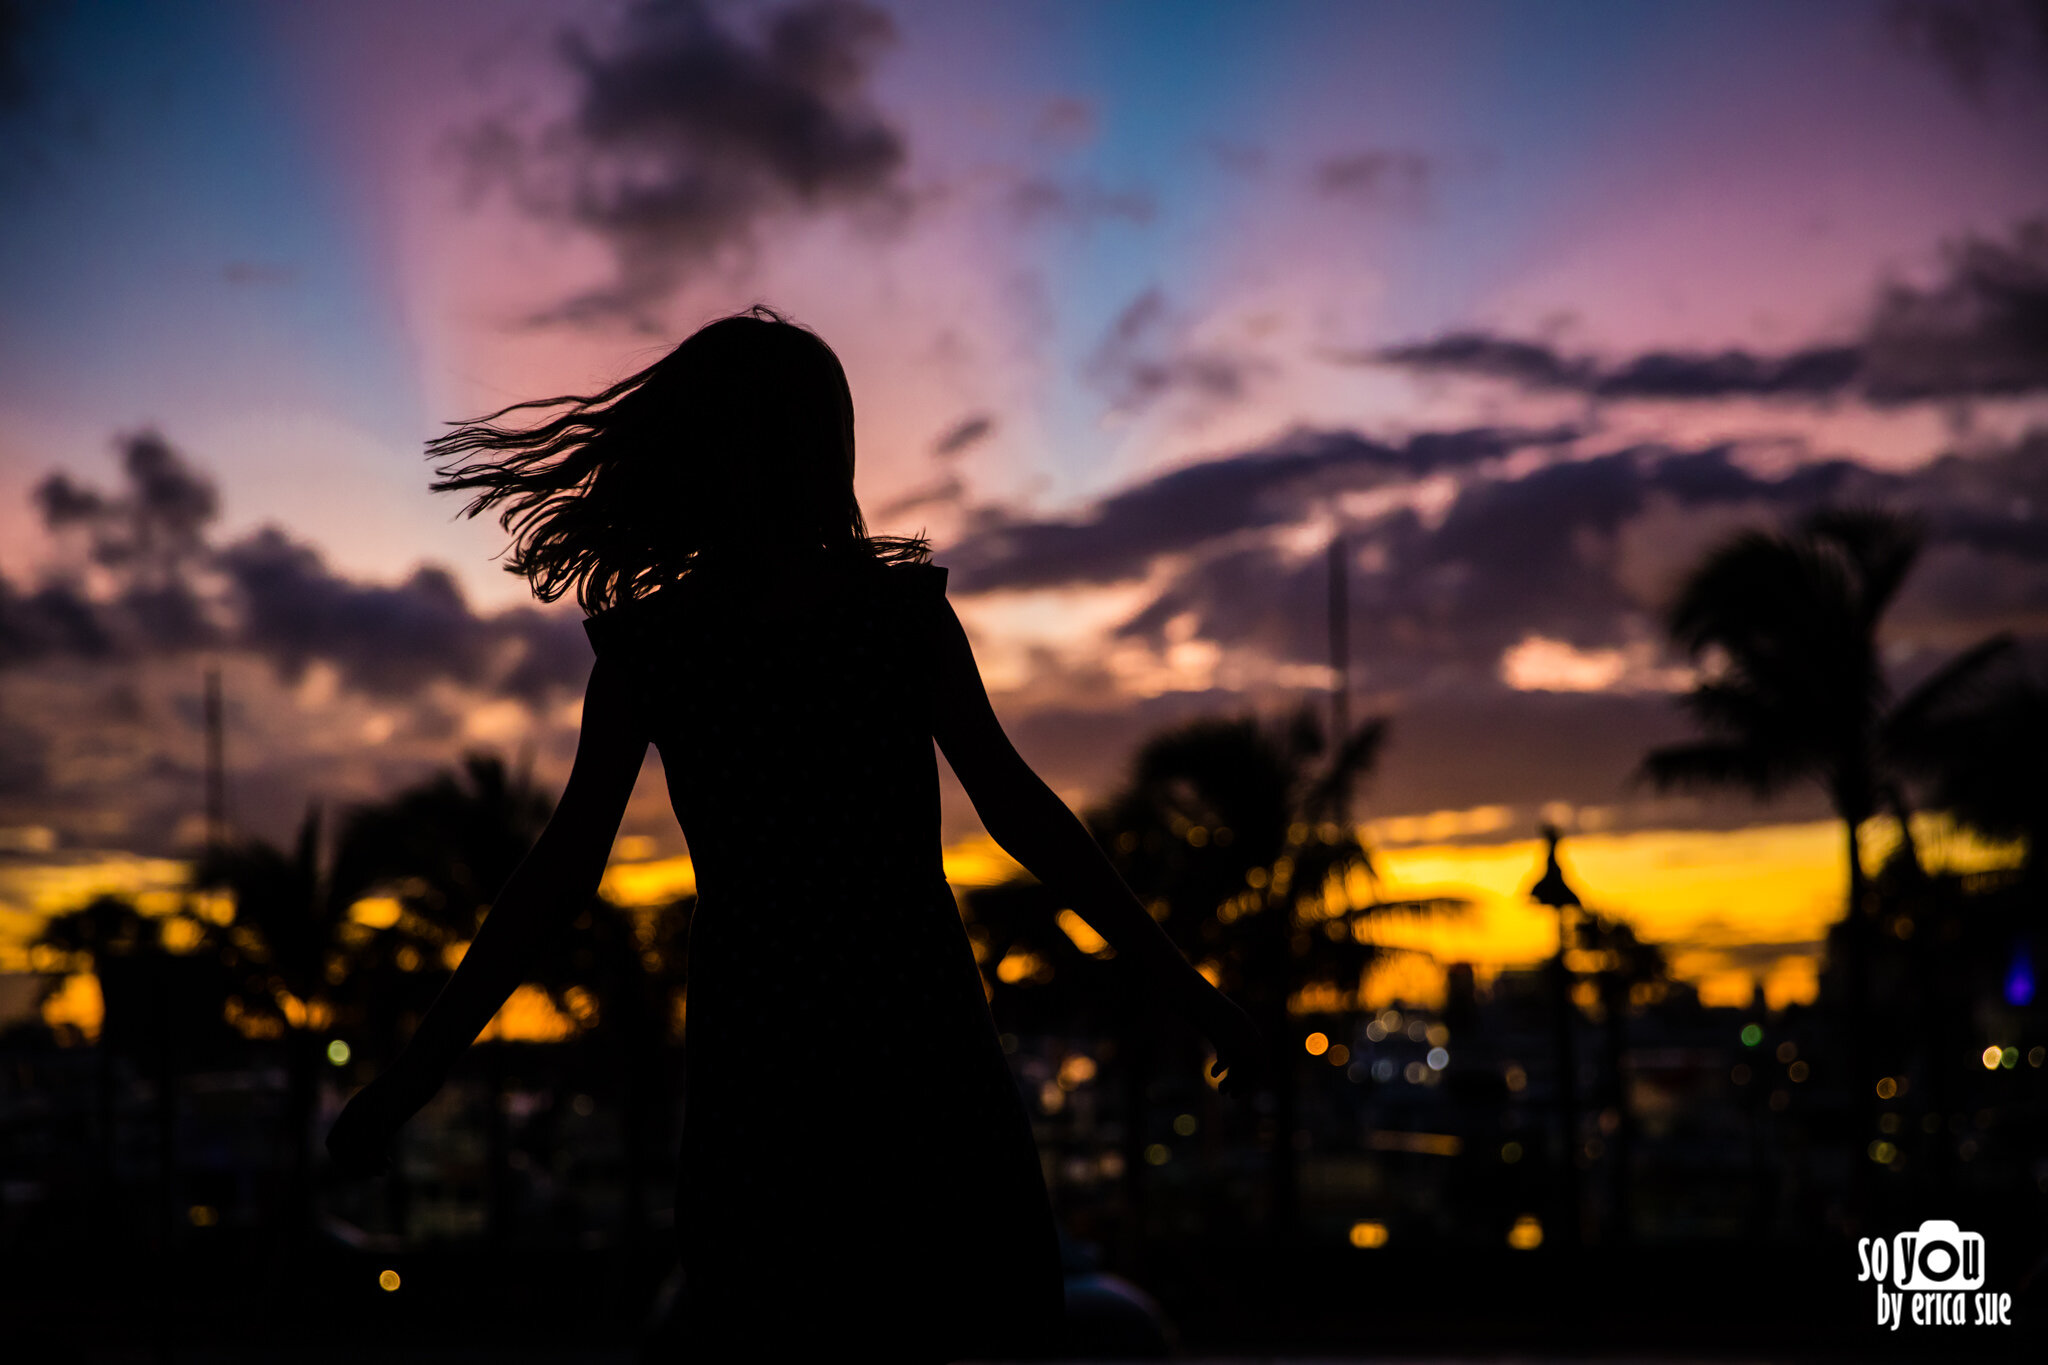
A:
0;579;115;667
1356;449;1860;664
1602;347;1866;399
461;0;910;323
1862;219;2048;400
944;414;2048;717
1900;431;2048;562
942;425;1574;594
1314;149;1431;210
31;473;107;527
1154;432;2048;822
932;413;994;458
12;432;225;660
217;530;491;698
1102;445;1884;687
0;573;221;664
1886;0;2048;102
35;430;219;579
1868;433;2048;639
940;432;2048;822
215;529;587;702
4;437;591;703
1369;220;2048;406
1085;288;1269;415
1368;333;1588;389
1374;333;1869;401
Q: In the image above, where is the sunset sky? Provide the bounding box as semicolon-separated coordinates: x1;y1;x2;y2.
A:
2;0;2045;1007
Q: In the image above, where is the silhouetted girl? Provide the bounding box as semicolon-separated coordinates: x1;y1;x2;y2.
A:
327;305;1265;1361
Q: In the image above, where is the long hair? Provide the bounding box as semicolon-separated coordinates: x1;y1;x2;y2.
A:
427;304;930;614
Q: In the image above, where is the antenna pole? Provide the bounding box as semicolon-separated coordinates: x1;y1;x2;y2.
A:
204;665;226;852
1327;532;1350;744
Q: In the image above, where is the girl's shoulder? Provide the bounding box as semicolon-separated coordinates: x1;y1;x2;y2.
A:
579;600;633;659
879;557;948;598
742;549;947;601
581;556;947;651
581;579;694;656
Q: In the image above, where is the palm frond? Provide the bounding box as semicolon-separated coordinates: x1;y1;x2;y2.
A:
1283;704;1326;767
1679;679;1809;744
1352;894;1472;919
1302;716;1388;820
1903;677;2048;844
1666;531;1811;655
1636;739;1800;800
1882;631;2021;759
1804;505;1925;627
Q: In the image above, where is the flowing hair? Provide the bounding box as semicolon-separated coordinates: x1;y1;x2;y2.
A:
427;304;930;614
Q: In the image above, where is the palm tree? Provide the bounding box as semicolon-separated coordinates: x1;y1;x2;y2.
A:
1642;508;2017;916
1886;668;2044;1185
34;894;230;1244
333;752;552;948
179;751;678;1249
192;805;367;1249
1573;906;1670;1244
335;752;688;1248
329;751;554;1240
1527;826;1584;1248
187;754;552;1247
1637;506;2015;1213
1909;672;2048;875
1081;706;1458;1242
521;891;694;1254
328;754;553;1074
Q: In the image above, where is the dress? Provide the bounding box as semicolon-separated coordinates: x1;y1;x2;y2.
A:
582;551;1065;1362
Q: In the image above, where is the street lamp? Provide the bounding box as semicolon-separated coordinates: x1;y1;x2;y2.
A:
1527;823;1582;1249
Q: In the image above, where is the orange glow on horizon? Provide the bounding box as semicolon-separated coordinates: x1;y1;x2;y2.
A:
1366;814;2019;1009
1;817;2022;1041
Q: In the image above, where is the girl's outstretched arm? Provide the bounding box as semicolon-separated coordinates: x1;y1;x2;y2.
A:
326;654;648;1176
930;601;1267;1093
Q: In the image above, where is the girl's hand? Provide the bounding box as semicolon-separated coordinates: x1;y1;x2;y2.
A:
1195;992;1269;1099
326;1061;442;1179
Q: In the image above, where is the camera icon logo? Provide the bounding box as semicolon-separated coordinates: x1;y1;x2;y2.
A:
1893;1220;1984;1292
